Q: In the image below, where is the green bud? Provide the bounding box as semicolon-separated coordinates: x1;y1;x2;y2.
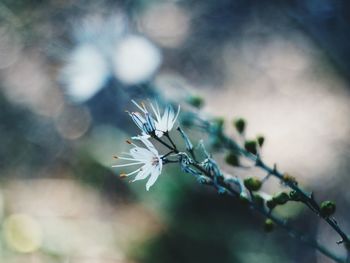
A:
239;194;250;205
282;173;298;185
320;201;336;217
266;199;276;210
264;219;274;232
244;140;257;155
225;152;240;166
252;193;264;207
234;118;246;134
257;135;265;147
187;95;204;108
272;192;289;205
289;190;302;201
244;177;262;191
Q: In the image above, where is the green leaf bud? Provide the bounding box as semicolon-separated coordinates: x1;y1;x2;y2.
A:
257;135;265;147
244;177;262;191
187;95;204;108
244;140;257;155
234;118;246;134
239;194;250;205
225;152;240;166
320;201;336;217
264;219;274;232
266;199;276;210
282;173;298;185
289;190;302;201
272;192;290;205
252;193;264;207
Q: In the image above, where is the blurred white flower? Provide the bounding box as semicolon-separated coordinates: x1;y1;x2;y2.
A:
61;44;109;102
130;100;180;138
113;137;163;190
113;35;161;85
61;14;162;102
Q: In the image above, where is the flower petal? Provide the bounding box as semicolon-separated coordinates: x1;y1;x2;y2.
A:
133;165;152;182
146;165;162;191
132;100;148;114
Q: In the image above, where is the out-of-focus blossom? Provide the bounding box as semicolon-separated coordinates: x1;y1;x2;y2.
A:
112;35;161;85
61;14;162;102
113;137;163;191
61;44;109;102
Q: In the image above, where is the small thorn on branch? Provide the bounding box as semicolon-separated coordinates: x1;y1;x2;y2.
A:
273;163;277;173
336;239;344;245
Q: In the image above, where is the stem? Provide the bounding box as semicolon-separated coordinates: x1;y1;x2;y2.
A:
151;131;347;262
164;132;177;151
194;116;350;248
218;132;350;246
153;136;176;152
189;164;347;263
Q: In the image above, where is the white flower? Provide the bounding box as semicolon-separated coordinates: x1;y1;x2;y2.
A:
130;100;180;137
113;137;163;190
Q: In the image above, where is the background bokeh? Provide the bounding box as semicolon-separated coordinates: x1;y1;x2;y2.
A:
1;0;350;262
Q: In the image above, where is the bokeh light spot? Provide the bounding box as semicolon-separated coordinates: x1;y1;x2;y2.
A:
62;44;109;102
3;214;42;253
113;35;161;85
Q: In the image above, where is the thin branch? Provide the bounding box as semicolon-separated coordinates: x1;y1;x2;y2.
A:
195;116;350;248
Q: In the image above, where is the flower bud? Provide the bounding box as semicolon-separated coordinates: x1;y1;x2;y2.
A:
252;193;264;207
289;190;302;201
320;201;336;217
257;135;265;147
239;194;250;205
272;192;289;205
282;173;298;185
244;177;262;191
187;95;204;108
264;219;274;232
234;118;246;134
266;199;276;210
244;140;257;155
225;152;240;166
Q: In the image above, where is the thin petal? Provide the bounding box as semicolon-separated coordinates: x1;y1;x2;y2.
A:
146;166;161;191
133;165;151;182
150;102;161;120
132;100;148;114
112;161;143;167
129;147;154;161
126;168;142;176
171;105;181;127
130;112;147;131
166;106;175;130
134;136;159;156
